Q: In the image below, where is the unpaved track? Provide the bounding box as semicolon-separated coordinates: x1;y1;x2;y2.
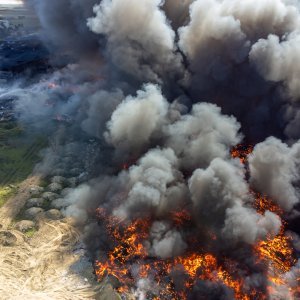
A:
0;176;99;300
0;219;98;300
0;176;40;229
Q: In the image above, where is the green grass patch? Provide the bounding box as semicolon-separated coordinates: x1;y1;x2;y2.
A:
0;134;48;185
0;122;23;141
0;185;18;207
24;227;37;238
0;119;48;197
0;145;37;183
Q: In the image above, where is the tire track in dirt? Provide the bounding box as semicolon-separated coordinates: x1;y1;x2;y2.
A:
0;175;40;229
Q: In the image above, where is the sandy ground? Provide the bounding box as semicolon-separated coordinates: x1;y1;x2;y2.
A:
0;176;104;300
0;176;40;229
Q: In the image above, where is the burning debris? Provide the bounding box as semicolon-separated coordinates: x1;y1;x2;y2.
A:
91;145;298;300
2;0;300;299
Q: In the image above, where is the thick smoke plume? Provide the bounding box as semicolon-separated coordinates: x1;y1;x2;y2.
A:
7;0;300;298
249;137;300;212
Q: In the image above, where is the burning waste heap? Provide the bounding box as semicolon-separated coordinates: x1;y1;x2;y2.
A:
5;0;300;298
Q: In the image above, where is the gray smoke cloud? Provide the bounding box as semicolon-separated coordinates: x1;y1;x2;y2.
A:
176;0;300;140
179;0;300;83
82;88;124;138
105;84;169;153
27;0;100;56
165;103;242;170
189;158;281;244
250;33;300;100
249;137;300;212
162;0;193;30
178;0;250;84
26;0;300;140
58;86;283;249
87;0;182;83
112;147;181;220
147;221;187;259
223;205;281;244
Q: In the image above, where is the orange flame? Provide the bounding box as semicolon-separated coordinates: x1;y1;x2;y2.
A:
94;147;297;299
232;147;297;298
231;144;253;164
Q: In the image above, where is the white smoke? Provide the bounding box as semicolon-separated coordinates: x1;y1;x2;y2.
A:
87;0;181;82
113;147;180;220
105;84;169;152
250;33;300;100
189;157;281;244
223;205;281;244
249;137;300;212
165;103;242;170
148;221;187;259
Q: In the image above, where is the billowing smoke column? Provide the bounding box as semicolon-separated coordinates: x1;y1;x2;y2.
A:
11;0;300;298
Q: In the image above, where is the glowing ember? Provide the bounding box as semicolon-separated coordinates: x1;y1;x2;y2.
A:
254;196;296;294
96;209;258;299
231;144;253;164
47;82;58;89
232;145;297;298
256;232;295;273
254;193;284;217
122;163;129;170
253;193;294;276
171;210;191;226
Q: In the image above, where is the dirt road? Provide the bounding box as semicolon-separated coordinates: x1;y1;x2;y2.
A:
0;176;101;300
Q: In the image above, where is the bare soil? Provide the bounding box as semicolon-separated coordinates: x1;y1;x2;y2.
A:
0;176;102;300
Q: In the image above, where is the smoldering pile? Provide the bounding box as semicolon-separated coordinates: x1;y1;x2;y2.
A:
8;0;300;298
